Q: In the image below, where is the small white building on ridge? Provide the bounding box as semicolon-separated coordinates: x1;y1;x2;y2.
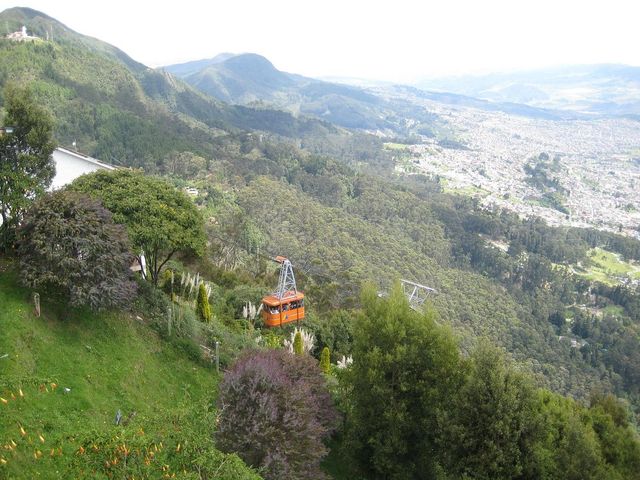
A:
6;25;40;42
50;147;116;191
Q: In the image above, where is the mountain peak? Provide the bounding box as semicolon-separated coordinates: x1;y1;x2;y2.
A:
0;7;146;72
163;52;297;103
219;53;286;81
1;7;60;37
164;53;282;80
2;6;55;20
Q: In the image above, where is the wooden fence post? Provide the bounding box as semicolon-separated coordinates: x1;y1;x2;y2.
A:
33;293;41;317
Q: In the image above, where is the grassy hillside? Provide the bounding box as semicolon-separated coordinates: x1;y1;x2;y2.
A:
576;247;640;286
0;261;258;479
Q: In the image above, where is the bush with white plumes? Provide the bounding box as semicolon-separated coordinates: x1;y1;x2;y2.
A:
242;301;262;321
336;355;353;369
283;327;315;355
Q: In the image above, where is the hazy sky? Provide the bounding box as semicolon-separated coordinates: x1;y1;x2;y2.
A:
1;0;639;82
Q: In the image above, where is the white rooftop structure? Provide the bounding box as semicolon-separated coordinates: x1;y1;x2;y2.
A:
50;147;116;191
6;25;39;42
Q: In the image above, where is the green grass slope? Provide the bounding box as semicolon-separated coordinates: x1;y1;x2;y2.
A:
0;263;258;479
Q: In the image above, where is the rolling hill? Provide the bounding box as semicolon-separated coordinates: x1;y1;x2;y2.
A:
164;52;407;131
166;51;576;134
0;7;355;164
416;64;640;117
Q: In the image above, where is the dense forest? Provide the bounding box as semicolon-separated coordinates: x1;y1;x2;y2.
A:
1;6;640;479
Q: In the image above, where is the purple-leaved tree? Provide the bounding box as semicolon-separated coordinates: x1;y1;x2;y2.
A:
216;349;336;480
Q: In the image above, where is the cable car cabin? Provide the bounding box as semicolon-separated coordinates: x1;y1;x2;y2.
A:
262;292;305;327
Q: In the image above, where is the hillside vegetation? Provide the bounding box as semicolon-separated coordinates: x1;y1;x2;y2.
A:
0;263;259;479
164;52;437;133
2;6;640;478
2;5;638;409
0;8;381;167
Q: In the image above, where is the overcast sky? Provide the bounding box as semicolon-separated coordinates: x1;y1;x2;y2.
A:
1;1;639;82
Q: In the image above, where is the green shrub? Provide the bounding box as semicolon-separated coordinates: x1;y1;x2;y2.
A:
293;330;304;355
261;330;283;349
171;337;203;363
202;320;259;368
171;303;198;339
220;285;265;321
133;278;172;335
320;346;331;374
197;283;212;322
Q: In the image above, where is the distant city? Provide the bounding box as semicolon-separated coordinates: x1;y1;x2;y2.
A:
389;89;640;239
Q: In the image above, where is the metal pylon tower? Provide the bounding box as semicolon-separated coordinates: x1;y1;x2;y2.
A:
401;279;436;311
274;258;298;300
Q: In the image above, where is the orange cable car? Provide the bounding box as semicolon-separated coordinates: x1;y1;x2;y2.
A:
262;256;305;327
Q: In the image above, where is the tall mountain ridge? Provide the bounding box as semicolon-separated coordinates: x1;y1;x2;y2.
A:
165;52;595;126
164;52;408;131
0;7;353;163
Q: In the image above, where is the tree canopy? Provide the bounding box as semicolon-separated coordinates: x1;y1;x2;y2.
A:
345;282;463;479
17;190;136;310
216;348;336;480
445;342;543;479
70;169;206;285
0;84;55;248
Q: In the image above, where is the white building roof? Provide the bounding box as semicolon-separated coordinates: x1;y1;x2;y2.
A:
50;147;116;191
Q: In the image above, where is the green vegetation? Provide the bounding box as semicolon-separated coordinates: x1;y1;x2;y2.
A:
539;190;570;214
293;330;304;356
340;288;640;480
524;153;569;214
383;142;410;151
0;264;259;478
320;346;331;374
167;53;436;133
346;283;462;479
442;182;491;197
446;342;542;479
0;10;384;170
70;170;206;286
197;282;212;322
578;247;640;286
2;6;640;478
0;84;55;248
17;190;135;310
